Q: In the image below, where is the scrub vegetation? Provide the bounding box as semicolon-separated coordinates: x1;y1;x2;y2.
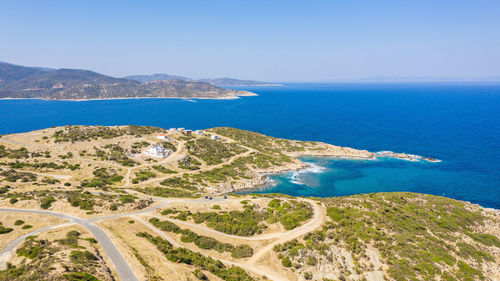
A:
273;192;500;281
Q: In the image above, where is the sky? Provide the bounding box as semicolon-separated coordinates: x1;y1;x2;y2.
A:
1;0;500;82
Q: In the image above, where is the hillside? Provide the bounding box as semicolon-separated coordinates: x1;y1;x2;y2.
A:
124;73;282;86
0;62;256;100
198;77;283;86
0;126;498;281
123;73;193;82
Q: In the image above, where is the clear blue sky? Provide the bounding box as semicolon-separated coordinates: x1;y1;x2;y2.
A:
1;0;499;81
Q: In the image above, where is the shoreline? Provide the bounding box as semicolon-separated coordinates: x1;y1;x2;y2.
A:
0;93;258;102
230;151;441;194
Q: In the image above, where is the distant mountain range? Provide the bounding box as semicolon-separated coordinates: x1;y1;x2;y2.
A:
124;74;283;86
0;62;257;100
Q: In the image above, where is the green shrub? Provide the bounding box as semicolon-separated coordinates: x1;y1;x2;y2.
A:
231;244;254;258
152;165;178;174
137;232;253;281
40;196;56;209
70;250;97;264
282;257;292;267
192;269;208;280
63;272;100;281
14;220;25;226
17;237;45;259
0;222;13;234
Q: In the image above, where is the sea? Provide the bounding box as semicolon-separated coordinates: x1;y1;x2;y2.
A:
1;83;499;209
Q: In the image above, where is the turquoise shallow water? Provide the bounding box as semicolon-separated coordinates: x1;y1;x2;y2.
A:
239;156;492;203
0;83;499;208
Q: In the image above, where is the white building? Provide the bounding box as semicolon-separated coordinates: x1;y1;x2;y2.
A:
211;135;220;141
156;134;169;140
195;130;204;135
145;144;170;158
177;128;185;132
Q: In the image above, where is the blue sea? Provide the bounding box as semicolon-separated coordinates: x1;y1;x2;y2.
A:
1;83;499;209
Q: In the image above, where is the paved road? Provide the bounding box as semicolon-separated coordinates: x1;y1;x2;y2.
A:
0;222;74;268
0;197;323;281
0;208;139;281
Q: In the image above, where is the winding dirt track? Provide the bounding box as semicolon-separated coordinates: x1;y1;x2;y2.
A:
0;197;325;281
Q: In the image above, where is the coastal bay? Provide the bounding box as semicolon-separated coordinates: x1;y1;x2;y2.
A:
0;83;499;209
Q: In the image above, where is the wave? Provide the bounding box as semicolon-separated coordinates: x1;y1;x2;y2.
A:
289;162;326;186
376;151;441;163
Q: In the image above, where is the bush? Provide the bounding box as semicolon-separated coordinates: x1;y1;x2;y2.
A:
137;232;253;281
0;222;13;234
14;220;25;226
70;250;97;264
17;238;45;259
40;196;56;209
231;244;254;258
192;269;208;280
9;198;18;204
63;272;100;281
282;257;292;267
307;256;317;266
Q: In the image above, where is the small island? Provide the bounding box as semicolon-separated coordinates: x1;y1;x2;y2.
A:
0;125;498;281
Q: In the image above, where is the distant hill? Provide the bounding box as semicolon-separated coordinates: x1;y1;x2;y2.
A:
0;62;45;84
198;77;283;86
123;73;193;83
124;73;282;86
0;62;256;100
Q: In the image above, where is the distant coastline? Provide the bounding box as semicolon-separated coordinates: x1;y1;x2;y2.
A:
0;93;258;102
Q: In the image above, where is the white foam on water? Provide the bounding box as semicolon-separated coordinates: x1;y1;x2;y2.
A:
289;162;326;185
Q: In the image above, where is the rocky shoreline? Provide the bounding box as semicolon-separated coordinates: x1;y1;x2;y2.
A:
217;145;441;194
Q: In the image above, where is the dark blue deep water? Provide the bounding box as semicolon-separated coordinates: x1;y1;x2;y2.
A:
1;83;499;208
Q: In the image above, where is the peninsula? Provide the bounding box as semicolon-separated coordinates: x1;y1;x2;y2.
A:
124;74;283;87
0;125;498;281
0;62;257;100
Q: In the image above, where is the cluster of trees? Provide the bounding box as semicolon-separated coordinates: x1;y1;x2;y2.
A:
52;125;164;142
160;141;177;152
80;167;123;188
160;176;197;190
132;169;156;184
189;199;313;236
149;218;253;257
0;145;30;159
186;138;247;166
0;221;13;234
96;144;136;167
137;232;254;281
140;186;195;198
67;191;96;210
0;169;37;182
0;230;104;280
191;204;268;236
177;155;201;171
152;165;177;174
2;161;80;171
